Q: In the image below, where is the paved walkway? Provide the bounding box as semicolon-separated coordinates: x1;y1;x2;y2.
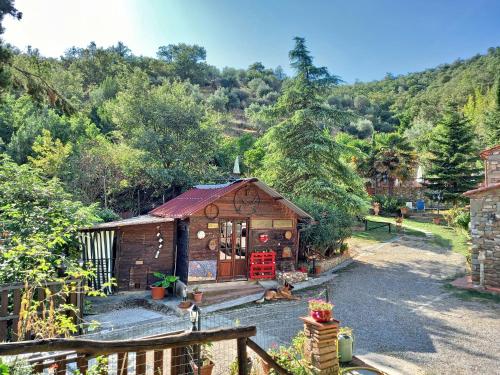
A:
224;235;500;375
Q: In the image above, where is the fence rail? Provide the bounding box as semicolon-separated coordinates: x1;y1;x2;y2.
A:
0;280;84;342
364;219;392;233
0;326;285;375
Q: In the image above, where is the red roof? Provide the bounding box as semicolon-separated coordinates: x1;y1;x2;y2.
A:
479;144;500;159
463;182;500;197
149;178;313;219
149;179;252;219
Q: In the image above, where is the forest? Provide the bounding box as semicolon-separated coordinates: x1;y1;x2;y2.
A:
0;0;499;263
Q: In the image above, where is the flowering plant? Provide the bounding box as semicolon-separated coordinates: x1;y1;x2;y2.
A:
308;299;333;311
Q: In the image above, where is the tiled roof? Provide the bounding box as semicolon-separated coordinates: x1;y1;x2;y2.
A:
149;178;313;219
479;144;500;159
463;182;500;197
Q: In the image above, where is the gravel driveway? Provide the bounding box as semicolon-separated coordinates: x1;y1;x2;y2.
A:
223;235;500;375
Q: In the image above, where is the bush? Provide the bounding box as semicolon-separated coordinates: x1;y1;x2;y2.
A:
372;194;406;214
444;206;470;230
296;197;354;258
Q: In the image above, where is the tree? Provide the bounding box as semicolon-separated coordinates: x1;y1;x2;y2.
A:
483;77;500;146
28;129;72;178
105;70;222;197
425;108;480;204
362;132;418;195
156;43;209;84
0;0;22;92
255;37;367;213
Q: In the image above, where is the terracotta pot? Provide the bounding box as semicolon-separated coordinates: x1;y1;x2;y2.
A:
400;207;409;217
150;286;165;300
310;309;332;323
433;217;441;225
261;361;271;375
314;265;322;275
191;361;214;375
193;291;203;303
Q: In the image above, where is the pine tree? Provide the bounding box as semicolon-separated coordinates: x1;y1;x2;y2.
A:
256;37;367;213
426;108;481;204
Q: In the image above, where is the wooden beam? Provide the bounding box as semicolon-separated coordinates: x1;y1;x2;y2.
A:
0;326;257;356
237;337;248;375
246;338;292;375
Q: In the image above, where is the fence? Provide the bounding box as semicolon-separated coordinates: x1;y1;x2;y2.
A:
363;219;391;233
0;280;84;342
0;326;291;375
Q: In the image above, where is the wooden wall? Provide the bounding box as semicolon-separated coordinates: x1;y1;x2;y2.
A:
115;222;175;290
188;183;300;280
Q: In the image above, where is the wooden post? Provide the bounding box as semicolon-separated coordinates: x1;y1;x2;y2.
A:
301;317;339;375
117;352;128;375
237;337;248;375
76;353;89;374
153;350;164;374
135;351;146;375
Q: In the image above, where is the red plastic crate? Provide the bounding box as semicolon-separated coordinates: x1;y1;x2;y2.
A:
249;251;276;280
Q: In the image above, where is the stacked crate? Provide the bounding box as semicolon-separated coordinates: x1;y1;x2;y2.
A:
249;251;276;279
301;316;340;374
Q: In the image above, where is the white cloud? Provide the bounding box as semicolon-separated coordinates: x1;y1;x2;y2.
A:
3;0;142;56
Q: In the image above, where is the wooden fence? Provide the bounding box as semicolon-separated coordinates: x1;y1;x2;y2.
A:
0;280;84;342
0;326;291;374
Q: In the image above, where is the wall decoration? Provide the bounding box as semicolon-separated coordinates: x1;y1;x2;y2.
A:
197;230;206;239
284;230;293;240
273;219;293;228
208;238;218;251
258;233;269;243
188;260;217;281
204;203;219;219
234;186;260;214
207;222;219;229
282;246;292;258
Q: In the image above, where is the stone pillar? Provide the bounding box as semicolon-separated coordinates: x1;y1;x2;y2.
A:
301;316;339;374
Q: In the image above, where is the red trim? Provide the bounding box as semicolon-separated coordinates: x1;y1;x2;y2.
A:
479;144;500;159
463;182;500;196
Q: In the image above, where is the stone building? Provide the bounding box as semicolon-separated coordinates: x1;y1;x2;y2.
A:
464;145;500;289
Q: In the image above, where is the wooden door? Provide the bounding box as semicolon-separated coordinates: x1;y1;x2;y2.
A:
218;219;248;280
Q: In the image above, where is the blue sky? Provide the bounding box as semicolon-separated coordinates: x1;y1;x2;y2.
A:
4;0;500;82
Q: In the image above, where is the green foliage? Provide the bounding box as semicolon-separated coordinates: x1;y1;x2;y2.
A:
372;194;407;214
268;332;313;374
0;154;100;282
425;108;481;203
152;272;179;288
296;197;355;257
444;206;470;230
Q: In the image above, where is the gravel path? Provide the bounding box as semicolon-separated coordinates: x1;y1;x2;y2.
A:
224;235;500;375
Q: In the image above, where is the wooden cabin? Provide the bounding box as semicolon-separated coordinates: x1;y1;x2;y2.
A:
79;178;313;292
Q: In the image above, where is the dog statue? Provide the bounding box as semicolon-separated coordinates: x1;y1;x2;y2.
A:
255;281;300;304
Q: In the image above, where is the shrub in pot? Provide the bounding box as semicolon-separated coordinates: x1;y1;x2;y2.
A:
151;273;179;300
192;342;215;375
308;299;333;322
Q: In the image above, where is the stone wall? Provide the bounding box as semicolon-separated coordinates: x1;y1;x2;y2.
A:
485;148;500;186
469;189;500;288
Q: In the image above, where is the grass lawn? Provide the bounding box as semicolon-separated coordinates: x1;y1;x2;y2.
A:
365;215;470;257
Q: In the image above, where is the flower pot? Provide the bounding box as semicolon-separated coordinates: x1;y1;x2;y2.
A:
314;265;322;275
150;286;165;300
433;217;441;225
373;203;380;216
193;291;203;303
310;309;332;323
261;361;271;375
191;361;214;375
400;206;409;217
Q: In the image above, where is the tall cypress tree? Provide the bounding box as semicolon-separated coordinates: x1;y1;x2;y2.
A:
256;37;367;213
426;108;480;204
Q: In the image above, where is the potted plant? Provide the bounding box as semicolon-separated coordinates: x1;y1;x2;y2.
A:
192;342;215;375
308;299;333;323
400;206;409;217
193;286;203;303
433;216;441;225
372;202;381;216
150;273;179;300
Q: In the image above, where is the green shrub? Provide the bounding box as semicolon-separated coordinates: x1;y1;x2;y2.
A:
372;194;406;214
444;206;470;230
296;197;354;258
